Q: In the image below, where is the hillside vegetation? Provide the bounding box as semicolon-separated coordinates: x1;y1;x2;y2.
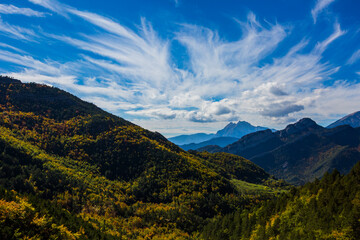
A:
201;161;360;239
0;76;285;239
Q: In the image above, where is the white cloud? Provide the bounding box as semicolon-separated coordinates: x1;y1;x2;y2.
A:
8;72;77;87
311;0;336;24
38;4;177;102
29;7;187;117
133;118;225;137
126;101;236;123
176;13;287;88
0;18;37;40
0;49;62;75
0;43;26;53
28;0;67;16
0;48;147;109
347;49;360;65
301;81;360;120
0;4;48;17
313;22;345;54
0;2;359;135
82;97;145;111
163;15;345;126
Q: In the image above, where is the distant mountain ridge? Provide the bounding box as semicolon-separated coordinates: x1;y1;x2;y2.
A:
327;111;360;128
167;133;215;145
180;137;239;150
204;118;360;185
216;121;270;137
168;121;271;146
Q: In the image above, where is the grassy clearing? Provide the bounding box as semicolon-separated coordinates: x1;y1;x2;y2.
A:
231;179;287;196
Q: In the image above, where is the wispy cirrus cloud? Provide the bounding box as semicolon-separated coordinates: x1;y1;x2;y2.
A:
0;43;26;53
0;48;138;100
176;13;286;85
0;4;48;17
347;49;360;65
30;0;177;103
168;14;345;124
28;0;67;16
311;0;336;24
0;0;359;135
50;16;175;90
0;6;349;123
0;49;79;88
0;18;38;40
171;13;288;107
0;49;63;75
313;22;345;54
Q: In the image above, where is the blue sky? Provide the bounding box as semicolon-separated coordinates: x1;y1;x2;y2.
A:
0;0;360;137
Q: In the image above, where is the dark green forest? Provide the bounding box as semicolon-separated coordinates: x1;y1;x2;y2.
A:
201;163;360;239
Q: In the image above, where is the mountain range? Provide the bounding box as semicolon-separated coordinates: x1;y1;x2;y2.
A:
168;133;215;145
169;121;271;148
171;111;360;152
202;118;360;185
180;137;239;151
0;76;286;239
216;121;273;137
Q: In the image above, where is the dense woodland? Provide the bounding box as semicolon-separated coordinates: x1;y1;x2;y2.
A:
0;76;359;239
201;163;360;239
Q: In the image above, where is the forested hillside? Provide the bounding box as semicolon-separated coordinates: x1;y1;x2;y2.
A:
201;161;360;239
0;76;285;239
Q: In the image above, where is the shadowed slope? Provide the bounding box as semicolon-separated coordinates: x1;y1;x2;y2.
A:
208;118;360;185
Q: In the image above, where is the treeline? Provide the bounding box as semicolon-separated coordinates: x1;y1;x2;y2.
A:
201;162;360;239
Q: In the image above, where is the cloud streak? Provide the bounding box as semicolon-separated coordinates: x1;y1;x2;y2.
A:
176;13;287;86
0;4;48;17
0;18;38;40
0;0;358;135
313;22;345;54
311;0;336;24
28;0;67;16
347;49;360;65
